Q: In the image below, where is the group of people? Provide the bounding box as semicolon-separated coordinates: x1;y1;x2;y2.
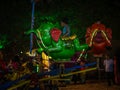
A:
0;50;117;89
71;53;116;86
0;51;23;83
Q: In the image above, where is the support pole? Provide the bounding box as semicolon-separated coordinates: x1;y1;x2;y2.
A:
97;57;101;81
30;0;35;53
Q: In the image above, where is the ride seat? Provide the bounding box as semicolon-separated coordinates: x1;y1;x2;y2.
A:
61;34;77;41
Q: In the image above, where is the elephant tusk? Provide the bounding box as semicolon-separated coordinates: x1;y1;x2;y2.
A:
101;30;111;45
37;29;48;49
89;29;98;47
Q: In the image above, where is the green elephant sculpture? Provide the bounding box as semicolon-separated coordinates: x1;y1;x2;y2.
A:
26;22;88;61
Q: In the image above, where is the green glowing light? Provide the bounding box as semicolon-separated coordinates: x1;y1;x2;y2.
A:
0;34;8;49
26;21;88;61
0;45;3;49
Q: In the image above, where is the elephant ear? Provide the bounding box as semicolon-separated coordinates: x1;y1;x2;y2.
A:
50;28;62;42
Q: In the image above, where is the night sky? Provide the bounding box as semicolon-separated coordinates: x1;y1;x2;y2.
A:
0;0;120;53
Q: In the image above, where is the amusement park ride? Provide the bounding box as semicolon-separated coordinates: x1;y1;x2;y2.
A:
27;0;112;62
25;21;113;84
1;1;120;90
25;1;113;81
0;21;115;90
85;21;112;57
26;21;112;61
26;22;89;61
24;21;114;88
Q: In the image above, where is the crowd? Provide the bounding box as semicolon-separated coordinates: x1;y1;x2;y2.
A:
0;50;42;84
0;48;119;90
0;50;59;89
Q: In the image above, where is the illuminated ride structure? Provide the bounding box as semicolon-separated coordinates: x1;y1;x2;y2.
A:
1;22;114;89
85;22;112;57
85;22;112;80
26;22;88;62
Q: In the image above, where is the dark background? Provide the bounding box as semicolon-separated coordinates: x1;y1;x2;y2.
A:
0;0;120;54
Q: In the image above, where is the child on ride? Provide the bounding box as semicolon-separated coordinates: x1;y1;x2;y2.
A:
61;17;71;37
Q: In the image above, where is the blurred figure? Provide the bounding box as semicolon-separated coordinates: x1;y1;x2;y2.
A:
0;50;7;84
61;17;70;37
103;55;115;86
71;57;87;84
0;51;7;72
79;58;87;84
7;55;20;71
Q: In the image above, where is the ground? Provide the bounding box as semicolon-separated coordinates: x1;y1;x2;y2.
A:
59;80;120;90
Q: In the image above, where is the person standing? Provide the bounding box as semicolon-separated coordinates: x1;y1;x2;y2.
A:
103;55;114;86
79;59;87;84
